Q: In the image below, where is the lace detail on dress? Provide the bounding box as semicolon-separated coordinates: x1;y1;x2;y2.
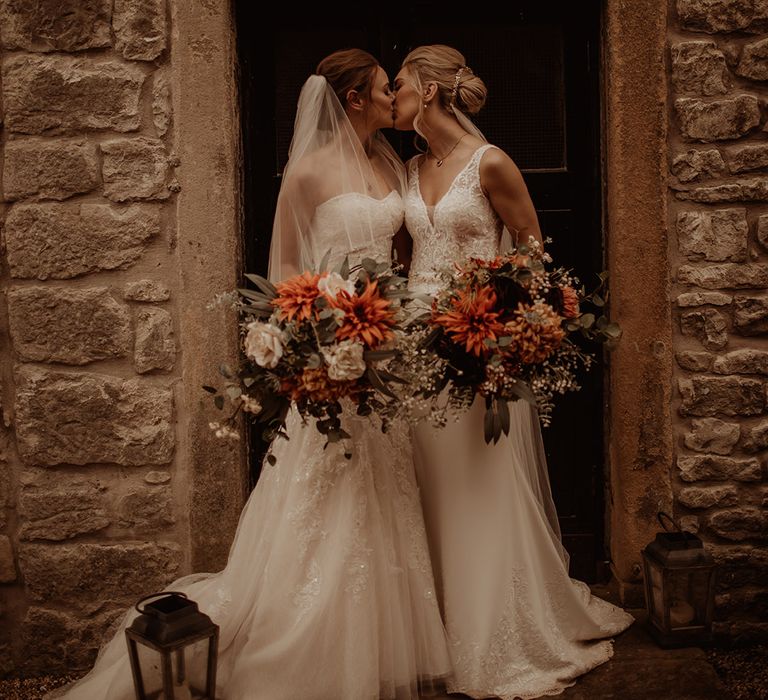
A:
293;558;322;624
405;145;503;295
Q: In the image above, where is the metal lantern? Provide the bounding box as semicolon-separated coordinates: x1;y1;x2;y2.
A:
126;592;219;700
641;513;717;648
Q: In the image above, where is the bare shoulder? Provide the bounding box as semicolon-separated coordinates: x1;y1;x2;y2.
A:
479;146;525;191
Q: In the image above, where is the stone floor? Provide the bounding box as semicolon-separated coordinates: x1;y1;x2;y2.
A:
428;609;732;700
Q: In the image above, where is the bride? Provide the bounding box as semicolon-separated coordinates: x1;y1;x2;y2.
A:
54;49;450;700
393;44;634;700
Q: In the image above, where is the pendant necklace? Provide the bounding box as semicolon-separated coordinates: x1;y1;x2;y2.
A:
429;133;467;167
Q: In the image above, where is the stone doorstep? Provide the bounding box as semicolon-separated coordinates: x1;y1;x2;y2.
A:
425;609;731;700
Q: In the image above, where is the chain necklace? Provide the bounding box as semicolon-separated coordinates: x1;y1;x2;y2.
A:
428;133;467;167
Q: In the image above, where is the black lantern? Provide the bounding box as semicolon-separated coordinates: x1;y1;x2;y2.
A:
641;513;717;648
126;592;219;700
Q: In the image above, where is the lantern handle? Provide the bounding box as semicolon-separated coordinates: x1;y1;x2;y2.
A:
135;591;189;615
657;511;681;533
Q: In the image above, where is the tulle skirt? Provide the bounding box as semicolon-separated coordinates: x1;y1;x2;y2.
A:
54;410;451;700
413;397;634;700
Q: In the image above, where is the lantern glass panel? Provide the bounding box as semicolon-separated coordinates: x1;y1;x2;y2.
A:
667;569;711;630
130;637;214;700
646;558;664;623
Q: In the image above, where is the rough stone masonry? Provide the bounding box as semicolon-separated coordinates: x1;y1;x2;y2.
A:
672;0;768;642
0;0;185;677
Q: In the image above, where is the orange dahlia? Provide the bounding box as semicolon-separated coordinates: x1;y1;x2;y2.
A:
504;302;565;364
330;281;395;349
433;286;506;357
272;271;322;322
283;366;352;404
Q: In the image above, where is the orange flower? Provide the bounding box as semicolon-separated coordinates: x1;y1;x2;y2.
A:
433;286;506;357
560;286;580;319
283;367;352;404
272;271;322;322
330;281;395;349
504;302;565;363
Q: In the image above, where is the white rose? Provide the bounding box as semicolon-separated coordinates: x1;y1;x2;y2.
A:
318;272;356;299
244;321;284;368
322;340;367;381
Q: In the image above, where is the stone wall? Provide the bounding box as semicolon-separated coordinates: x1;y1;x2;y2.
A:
670;0;768;642
0;0;245;676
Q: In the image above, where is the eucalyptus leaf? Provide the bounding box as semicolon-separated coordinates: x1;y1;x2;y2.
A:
214;395;224;410
202;385;218;394
243;273;277;297
580;313;595;329
508;381;537;406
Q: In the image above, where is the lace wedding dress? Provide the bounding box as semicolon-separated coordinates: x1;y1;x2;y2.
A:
405;144;634;700
55;192;451;700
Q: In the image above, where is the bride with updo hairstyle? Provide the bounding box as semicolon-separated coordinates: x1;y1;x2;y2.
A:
52;47;451;700
393;44;634;700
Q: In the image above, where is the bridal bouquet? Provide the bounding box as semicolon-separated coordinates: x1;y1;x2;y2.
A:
393;238;620;443
205;256;409;458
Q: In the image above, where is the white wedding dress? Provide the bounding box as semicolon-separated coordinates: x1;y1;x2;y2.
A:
405;144;634;700
55;191;451;700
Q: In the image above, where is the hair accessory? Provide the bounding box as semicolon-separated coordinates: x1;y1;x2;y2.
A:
449;66;470;112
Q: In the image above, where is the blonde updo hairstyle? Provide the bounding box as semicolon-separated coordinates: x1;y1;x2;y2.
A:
401;45;487;137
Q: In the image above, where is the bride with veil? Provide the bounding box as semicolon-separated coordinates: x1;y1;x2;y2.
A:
52;49;450;700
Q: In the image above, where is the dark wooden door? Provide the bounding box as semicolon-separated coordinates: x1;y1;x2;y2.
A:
235;1;605;581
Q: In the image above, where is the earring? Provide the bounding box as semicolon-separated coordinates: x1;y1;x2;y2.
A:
423;102;428;109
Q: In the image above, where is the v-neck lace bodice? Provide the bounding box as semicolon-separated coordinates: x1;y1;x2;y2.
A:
405;144;503;294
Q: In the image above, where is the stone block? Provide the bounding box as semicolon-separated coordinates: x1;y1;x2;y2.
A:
676;291;732;307
671;148;726;183
671;41;729;95
758;215;768;251
741;420;768;452
2;55;145;134
2;139;99;201
8;287;131;365
736;37;768;80
727;143;768;173
5;203;160;280
113;0;166;61
677;264;768;289
0;0;111;52
678;375;764;416
680;308;728;350
18;542;181;613
713;349;768;375
101;137;171;201
677;454;762;481
684;417;740;454
677;0;768;33
676;177;768;203
152;73;171;136
712;544;768;588
14;366;174;466
18;476;109;541
708;507;768;541
677;209;748;262
123;280;171;302
116;486;175;532
20;607;122;675
135;307;176;373
676;351;714;372
733;295;768;335
678;484;739;509
675;95;760;141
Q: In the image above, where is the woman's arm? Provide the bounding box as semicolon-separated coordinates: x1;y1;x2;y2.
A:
480;148;543;247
